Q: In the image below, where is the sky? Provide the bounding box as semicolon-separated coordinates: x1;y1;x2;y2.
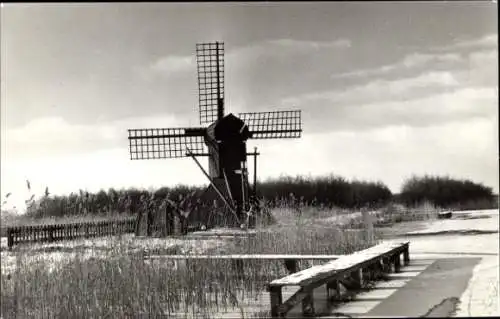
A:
1;2;498;212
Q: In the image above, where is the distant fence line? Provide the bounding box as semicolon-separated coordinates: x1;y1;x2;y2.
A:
5;218;136;249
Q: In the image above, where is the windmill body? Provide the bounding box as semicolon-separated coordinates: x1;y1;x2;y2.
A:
127;42;302;231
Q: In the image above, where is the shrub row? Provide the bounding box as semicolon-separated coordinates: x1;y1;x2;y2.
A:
257;174;392;209
14;174;496;219
399;175;495;208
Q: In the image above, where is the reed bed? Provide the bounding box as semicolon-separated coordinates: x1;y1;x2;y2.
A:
0;206;377;319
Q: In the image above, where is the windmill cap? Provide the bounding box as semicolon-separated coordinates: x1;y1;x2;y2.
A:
207;113;252;142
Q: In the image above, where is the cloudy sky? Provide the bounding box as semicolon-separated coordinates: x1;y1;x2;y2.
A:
1;2;498;211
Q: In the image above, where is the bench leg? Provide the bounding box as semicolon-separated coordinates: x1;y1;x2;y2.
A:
382;257;392;273
403;247;410;266
352;268;363;289
302;290;315;317
364;263;378;282
269;286;283;318
394;253;401;273
372;260;384;280
327;280;340;301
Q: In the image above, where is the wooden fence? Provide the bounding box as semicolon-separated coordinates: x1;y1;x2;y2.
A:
6;218;136;249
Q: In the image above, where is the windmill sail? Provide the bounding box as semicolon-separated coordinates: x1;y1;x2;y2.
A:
196;42;225;125
128;127;207;159
238;110;302;139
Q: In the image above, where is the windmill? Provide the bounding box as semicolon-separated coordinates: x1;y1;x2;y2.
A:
127;41;302;231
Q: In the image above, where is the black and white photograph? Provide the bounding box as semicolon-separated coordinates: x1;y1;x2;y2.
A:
1;2;498;318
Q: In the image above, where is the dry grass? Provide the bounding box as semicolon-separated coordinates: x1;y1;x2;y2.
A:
0;206;378;319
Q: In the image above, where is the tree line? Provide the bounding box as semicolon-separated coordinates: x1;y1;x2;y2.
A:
398;175;496;209
5;174;495;219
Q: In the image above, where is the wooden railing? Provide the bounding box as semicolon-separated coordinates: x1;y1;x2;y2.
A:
267;241;410;318
6;218;136;249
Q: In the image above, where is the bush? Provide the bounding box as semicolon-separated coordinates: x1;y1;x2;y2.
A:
400;175;495;209
257;174;392;209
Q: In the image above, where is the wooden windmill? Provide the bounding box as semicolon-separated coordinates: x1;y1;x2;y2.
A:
127;41;302;230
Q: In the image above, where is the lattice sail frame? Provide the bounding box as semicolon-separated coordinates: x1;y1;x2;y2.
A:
128;128;207;160
197;42;225;125
238;110;302;139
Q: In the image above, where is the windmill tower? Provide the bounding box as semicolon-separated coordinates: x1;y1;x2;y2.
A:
127;42;302;230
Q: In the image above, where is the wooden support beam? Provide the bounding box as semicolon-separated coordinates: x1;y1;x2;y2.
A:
269;285;283;318
403;247;410;265
350;268;363;289
326;279;340;301
394;253;402;273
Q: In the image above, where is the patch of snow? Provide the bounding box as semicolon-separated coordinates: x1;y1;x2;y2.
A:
1;234;226;276
271;241;407;285
399;210;499;317
455;256;499;317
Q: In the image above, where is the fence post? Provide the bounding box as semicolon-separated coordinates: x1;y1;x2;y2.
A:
7;228;13;250
49;225;54;242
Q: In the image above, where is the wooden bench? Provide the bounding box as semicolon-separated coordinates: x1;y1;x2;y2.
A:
267;241;410;318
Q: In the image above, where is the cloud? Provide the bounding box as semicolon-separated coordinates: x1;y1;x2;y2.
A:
1;146;208;213
457;49;498;88
283;83;497;134
151;55;195;73
229;38;351;63
331;33;496;81
1;114;189;159
440;34;497;51
267;38;351;50
3;113;497;213
332;51;463;79
143;38;351;79
248;115;498;194
286;71;460;107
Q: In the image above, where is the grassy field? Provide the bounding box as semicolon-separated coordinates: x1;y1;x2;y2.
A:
0;205;385;319
0;200;447;318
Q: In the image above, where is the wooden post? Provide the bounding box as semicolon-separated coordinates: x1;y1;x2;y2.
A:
326;279;340;301
49;226;54;242
403;247;410;265
253;147;258;198
351;268;363;289
284;259;298;274
7;228;13;250
382;257;392;273
146;204;153;237
363;264;373;282
302;289;315;317
135;210;142;236
164;204;169;236
394;253;401;273
269;285;283;318
373;259;384;280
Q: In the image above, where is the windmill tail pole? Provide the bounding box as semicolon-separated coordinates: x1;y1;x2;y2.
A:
185;148;240;223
